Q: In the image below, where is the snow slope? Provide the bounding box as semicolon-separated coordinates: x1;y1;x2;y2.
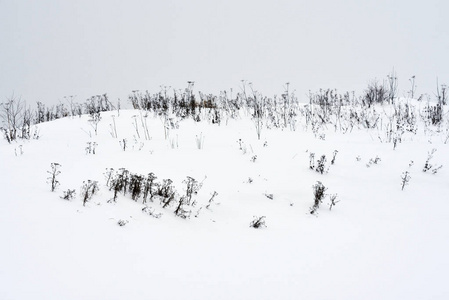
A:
1;104;448;300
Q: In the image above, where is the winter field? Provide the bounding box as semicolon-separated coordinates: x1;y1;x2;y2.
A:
1;86;449;299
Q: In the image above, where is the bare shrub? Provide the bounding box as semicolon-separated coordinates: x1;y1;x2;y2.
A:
310;181;327;215
250;216;267;228
81;180;99;206
47;163;62;192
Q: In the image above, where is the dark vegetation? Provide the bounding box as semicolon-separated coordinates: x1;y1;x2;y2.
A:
106;168;205;219
3;72;448;224
81;180;99;206
47;163;61;192
250;216;267;229
310;181;327;215
1;73;448;148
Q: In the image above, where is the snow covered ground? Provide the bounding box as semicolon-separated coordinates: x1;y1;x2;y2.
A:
1;101;449;299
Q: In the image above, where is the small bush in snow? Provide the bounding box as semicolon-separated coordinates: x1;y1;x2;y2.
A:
117;219;128;226
315;155;327;174
423;102;443;125
81;180;99;206
88;112;101;136
173;176;204;219
182;176;203;206
249;89;266;141
107;169;159;204
142;172;157;204
106;168;211;219
362;80;388;107
309;152;315;169
331;150;338;165
108;168;128;202
422;151;432;172
401;171;411;191
174;196;191;219
309;153;329;174
129;173;144;201
250;216;267;229
85;141;97;154
47;163;62;192
328;194;339;210
104;168;114;186
310;181;327;215
423;149;443;174
0;96;31;143
157;179;177;208
366;156;381;167
106;170;208;219
60;189;76;201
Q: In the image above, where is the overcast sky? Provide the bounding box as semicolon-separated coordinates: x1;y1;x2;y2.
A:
1;0;448;104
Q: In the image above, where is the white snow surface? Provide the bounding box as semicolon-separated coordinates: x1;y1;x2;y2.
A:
1;105;449;299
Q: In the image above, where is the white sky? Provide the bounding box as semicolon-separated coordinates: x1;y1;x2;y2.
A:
1;0;448;104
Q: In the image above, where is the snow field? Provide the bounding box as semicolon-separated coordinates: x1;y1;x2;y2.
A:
1;105;448;299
